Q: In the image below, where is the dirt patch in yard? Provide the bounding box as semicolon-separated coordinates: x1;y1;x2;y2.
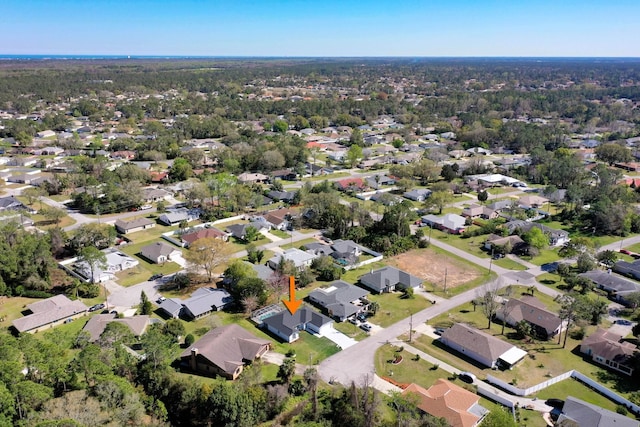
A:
387;248;482;290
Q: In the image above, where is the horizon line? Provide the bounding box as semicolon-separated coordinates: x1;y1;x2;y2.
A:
2;54;640;60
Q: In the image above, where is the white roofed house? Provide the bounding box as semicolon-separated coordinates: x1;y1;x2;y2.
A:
267;248;317;271
74;248;139;283
421;213;467;235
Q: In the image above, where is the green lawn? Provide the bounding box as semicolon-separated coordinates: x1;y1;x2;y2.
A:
493;257;527;271
31;214;76;230
534;378;621;413
429;229;491;259
367;292;431;327
280;238;320;251
270;229;291;239
333;321;368;341
523;248;561;266
375;343;451;388
487;187;519;196
126;222;179;243
117;241;183;286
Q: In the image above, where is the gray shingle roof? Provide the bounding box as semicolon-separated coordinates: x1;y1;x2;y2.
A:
140;241;179;260
441;323;516;365
82;313;151;341
359;266;422;293
159;298;183;317
183;288;234;318
498;297;561;335
558;396;640;427
262;306;332;337
115;217;155;231
180;324;270;376
13;295;88;333
308;280;369;319
580;270;640;294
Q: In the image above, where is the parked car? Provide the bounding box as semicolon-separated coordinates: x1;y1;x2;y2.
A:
620;249;632;255
89;303;105;312
348;316;358;325
360;323;372;332
458;372;476;383
157;296;167;304
150;273;164;281
434;327;446;336
357;313;368;322
64;318;74;324
616;319;632;326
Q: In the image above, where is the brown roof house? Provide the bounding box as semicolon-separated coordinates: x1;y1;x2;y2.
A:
114;217;156;234
495;296;563;340
580;328;637;376
82;313;152;342
180;227;229;247
180;324;270;380
402;380;488;427
13;295;88;333
440;323;527;369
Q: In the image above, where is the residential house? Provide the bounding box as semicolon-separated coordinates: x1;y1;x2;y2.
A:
180;324;270;380
439;323;527;369
75;249;139;283
180;227;229;247
335;177;366;192
359;266;423;294
260;208;295;231
0;195;29;212
305;163;333;176
402;380;488;427
366;175;396;190
267;190;297;204
557;396;640;427
158;208;198;226
237;172;269;184
182;287;234;319
461;203;500;220
580;328;637;376
267;248;317;271
158;298;184;319
329;239;364;267
421;213;467;234
495;296;562;340
403;188;431;202
579;270;640;304
271;169;297;181
141;187;172;203
613;259;640;281
262;306;333;343
12;295;88;333
114;217;156;234
140;241;182;264
307;281;370;322
504;220;570;247
82;313;152;342
226;221;269;240
369;192;401;206
518;194;549;209
483;234;524;252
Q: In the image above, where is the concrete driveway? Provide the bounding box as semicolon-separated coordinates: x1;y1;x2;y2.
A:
320;328;358;349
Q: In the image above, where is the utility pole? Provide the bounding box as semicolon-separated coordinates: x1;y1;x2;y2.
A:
409;311;413;343
443;268;448;294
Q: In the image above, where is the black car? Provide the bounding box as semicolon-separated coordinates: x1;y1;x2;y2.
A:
458;372;476;383
434;327;446;336
89;303;105;312
150;273;164;281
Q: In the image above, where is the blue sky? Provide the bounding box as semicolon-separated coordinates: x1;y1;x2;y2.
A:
2;0;638;57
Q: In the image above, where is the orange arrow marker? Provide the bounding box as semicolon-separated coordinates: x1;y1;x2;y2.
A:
282;276;302;315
